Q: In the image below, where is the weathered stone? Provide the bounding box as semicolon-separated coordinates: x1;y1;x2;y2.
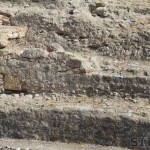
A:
0;66;9;75
0;26;27;48
4;75;22;91
89;3;97;12
21;48;49;59
48;10;59;16
17;26;28;38
0;1;149;150
0;32;8;49
0;14;10;25
7;32;19;39
7;26;28;39
0;0;148;99
0;50;10;57
67;58;82;69
0;10;11;17
7;0;150;60
92;7;109;17
89;56;99;68
79;65;94;74
0;39;8;49
73;9;80;15
46;43;65;52
95;0;108;7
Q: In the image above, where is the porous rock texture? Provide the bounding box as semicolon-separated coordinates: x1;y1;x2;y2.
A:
0;0;149;98
0;0;149;150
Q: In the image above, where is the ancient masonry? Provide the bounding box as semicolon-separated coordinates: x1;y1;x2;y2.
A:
0;0;150;150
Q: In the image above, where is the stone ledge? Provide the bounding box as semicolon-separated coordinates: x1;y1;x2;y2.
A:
0;95;149;149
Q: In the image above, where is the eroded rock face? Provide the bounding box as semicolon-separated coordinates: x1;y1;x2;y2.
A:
8;0;150;60
21;48;49;59
0;26;27;49
0;47;148;98
0;0;149;99
4;75;22;91
46;43;65;52
0;14;10;25
67;59;82;69
92;7;109;17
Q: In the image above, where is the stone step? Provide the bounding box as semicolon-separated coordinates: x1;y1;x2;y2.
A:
0;50;149;98
0;95;149;149
0;1;149;60
0;139;130;150
11;8;150;60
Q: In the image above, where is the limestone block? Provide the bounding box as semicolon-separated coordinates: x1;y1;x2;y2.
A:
4;75;22;91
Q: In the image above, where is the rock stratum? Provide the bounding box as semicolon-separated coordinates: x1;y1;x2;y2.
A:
0;0;149;150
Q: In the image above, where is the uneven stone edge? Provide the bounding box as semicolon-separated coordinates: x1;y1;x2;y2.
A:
0;51;149;98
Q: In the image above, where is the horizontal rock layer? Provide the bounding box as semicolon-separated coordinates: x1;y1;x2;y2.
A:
6;0;150;60
0;95;149;150
0;0;149;98
0;49;149;98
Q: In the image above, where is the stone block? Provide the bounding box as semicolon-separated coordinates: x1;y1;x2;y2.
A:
4;75;22;91
21;48;49;59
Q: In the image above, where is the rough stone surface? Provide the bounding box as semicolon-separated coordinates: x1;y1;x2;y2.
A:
0;26;27;49
4;75;22;91
0;50;148;98
0;95;149;149
2;0;149;60
0;0;148;99
92;7;109;17
21;48;49;59
46;43;65;52
0;14;10;25
0;1;149;150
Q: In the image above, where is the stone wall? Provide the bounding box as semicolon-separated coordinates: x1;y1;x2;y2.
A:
0;48;149;98
9;0;150;60
0;106;150;149
0;0;149;98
